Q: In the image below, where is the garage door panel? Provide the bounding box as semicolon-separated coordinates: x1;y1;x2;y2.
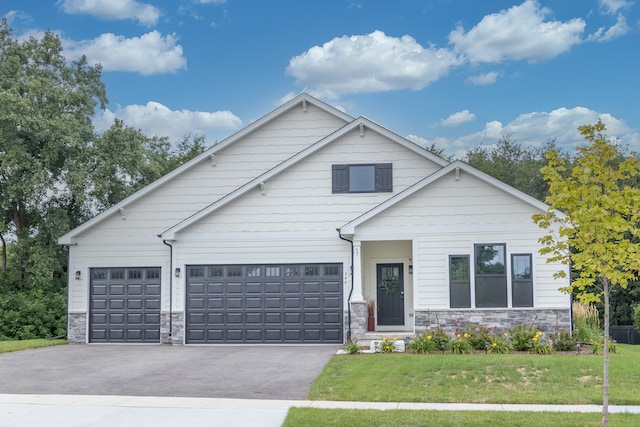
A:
264;283;281;293
246;283;261;293
323;296;341;309
285;297;301;308
207;283;223;293
89;267;161;343
186;263;343;344
246;312;262;324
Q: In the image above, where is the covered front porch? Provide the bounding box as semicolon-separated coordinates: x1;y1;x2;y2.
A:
347;239;415;343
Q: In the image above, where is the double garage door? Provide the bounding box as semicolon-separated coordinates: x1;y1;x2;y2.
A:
186;263;343;344
89;267;161;343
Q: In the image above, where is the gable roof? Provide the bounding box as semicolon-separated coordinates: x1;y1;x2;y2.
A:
338;160;552;235
58;93;354;245
159;116;450;240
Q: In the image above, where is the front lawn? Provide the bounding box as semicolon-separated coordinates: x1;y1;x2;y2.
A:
0;339;67;354
283;408;639;426
307;344;640;405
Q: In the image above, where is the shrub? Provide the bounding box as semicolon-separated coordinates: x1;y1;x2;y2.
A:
550;330;577;351
634;304;640;333
408;332;439;354
487;335;512;354
572;301;601;343
377;337;398;353
448;332;473;354
0;287;67;340
344;340;360;354
509;324;539;351
464;325;494;350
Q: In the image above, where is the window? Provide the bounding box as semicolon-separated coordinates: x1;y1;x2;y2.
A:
474;244;507;308
449;255;471;308
332;163;392;193
512;254;533;307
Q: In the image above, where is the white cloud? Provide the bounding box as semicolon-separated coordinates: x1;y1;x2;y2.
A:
466;71;501;86
63;31;186;75
588;14;630;42
449;0;585;63
409;107;640;159
286;30;460;99
93;101;242;142
60;0;161;26
599;0;631;15
438;110;476;127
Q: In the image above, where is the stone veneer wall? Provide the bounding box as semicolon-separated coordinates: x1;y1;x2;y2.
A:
345;301;368;342
414;309;571;335
67;312;87;343
161;311;184;344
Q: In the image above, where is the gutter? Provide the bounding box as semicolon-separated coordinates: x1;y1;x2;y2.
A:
337;228;354;343
161;239;174;340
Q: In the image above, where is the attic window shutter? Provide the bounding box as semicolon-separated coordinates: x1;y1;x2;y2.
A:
332;164;349;193
375;163;392;192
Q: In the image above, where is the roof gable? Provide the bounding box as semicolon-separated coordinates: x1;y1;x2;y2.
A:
159;117;450;240
338;160;551;235
58;93;353;244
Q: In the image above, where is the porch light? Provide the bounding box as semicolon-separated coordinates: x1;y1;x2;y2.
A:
175;268;181;277
408;265;413;274
75;270;81;280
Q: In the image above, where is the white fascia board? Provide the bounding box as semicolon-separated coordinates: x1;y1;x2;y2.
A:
339;160;556;235
58;93;353;245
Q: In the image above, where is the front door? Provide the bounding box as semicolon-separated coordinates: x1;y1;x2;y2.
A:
376;263;404;326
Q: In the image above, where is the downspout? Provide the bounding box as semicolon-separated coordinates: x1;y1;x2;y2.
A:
162;239;173;339
337;228;354;343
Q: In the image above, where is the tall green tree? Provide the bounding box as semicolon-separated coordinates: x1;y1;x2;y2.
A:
533;121;640;427
0;19;107;287
0;21;207;338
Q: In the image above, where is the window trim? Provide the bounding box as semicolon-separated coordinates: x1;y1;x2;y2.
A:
332;163;392;193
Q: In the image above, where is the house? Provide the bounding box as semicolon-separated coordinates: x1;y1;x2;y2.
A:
58;93;571;345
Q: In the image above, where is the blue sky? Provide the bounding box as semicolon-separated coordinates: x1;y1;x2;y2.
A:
3;0;639;157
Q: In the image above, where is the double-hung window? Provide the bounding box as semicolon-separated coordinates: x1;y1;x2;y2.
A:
474;244;507;308
449;255;471;308
332;164;392;193
512;254;533;307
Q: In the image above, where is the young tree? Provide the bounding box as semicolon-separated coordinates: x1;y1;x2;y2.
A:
533;120;640;427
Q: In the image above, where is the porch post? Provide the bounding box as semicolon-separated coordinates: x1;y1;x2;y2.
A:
352;240;364;301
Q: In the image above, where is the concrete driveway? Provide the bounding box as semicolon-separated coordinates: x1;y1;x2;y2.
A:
0;344;339;400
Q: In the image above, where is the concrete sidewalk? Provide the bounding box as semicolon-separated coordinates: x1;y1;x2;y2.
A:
1;394;639;426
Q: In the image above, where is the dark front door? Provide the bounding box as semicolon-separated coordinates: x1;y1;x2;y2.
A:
376;263;404;326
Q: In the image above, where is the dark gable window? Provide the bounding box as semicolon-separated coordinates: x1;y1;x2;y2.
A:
332;164;392;193
474;244;507;308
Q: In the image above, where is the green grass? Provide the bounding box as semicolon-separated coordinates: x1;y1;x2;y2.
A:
283;408;640;426
0;339;67;354
307;344;640;405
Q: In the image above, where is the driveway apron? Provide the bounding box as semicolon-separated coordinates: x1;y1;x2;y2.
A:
0;344;339;400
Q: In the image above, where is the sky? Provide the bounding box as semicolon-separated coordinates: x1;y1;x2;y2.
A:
3;0;640;158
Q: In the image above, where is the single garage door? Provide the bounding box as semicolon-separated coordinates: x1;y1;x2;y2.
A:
89;267;161;343
186;263;343;344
